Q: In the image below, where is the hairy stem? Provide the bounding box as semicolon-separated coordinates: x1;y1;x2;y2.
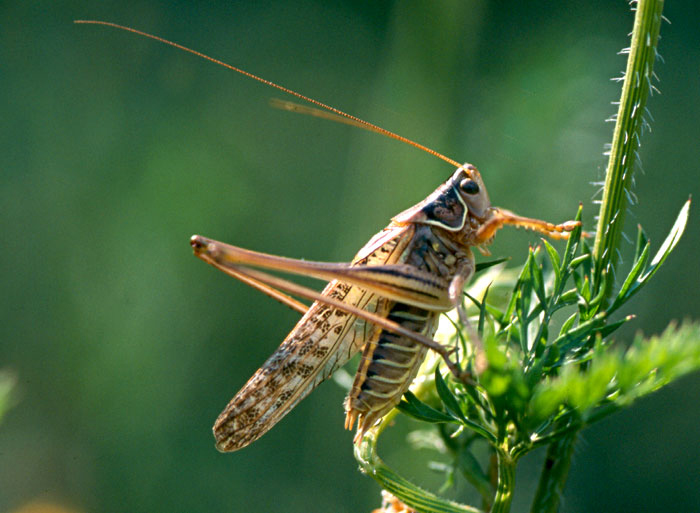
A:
535;1;666;511
593;0;665;293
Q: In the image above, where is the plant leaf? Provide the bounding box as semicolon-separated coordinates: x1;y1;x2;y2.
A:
542;238;562;290
609;242;649;312
610;199;690;313
398;391;457;424
475;257;509;274
435;368;467;423
561;205;583;270
634;223;649;262
641;199;690;280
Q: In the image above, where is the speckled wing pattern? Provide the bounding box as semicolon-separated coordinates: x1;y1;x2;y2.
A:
213;224;412;451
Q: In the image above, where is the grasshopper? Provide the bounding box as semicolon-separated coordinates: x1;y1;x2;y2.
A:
76;20;580;452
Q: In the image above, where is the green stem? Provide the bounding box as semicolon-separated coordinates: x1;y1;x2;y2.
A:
593;0;665;292
535;1;665;510
355;429;484;513
530;430;578;513
491;449;516;513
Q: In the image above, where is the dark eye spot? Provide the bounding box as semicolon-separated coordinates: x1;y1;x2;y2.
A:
459;179;479;194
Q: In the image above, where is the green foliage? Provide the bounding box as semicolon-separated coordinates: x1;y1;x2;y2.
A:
361;201;694;513
529;320;700;426
355;4;698;511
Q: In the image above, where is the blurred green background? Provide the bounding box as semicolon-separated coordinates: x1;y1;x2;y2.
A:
2;1;699;512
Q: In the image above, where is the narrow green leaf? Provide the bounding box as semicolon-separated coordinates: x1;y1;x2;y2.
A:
551;313;607;354
580;241;593;280
568;254;590;270
586;270;608;313
598;314;635;339
526;349;547;389
542;239;562;290
530;255;547;309
559;288;578;304
641;199;690;281
435;369;496;442
516;251;535;352
542;343;561;369
478;285;490;336
435;369;467;423
463;383;491;421
558;312;578;338
561;205;583;270
610;199;690;313
465;292;506;326
533;323;549;360
608;243;650;312
572;271;584;296
502;258;527;325
578;276;591;304
634;223;649;262
475;257;509;274
399;392;457;424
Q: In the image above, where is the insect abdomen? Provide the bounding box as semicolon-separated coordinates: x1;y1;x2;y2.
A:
344;302;437;439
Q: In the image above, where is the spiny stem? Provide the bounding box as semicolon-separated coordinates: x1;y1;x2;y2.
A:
593;0;665;294
538;2;666;511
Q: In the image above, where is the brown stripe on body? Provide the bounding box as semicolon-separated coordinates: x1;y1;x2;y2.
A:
344;302;438;438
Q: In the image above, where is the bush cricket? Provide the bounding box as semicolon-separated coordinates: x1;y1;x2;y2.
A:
76;20;580;452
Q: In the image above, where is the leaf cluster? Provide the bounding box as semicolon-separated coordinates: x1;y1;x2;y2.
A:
395;201;693;506
360;4;690;512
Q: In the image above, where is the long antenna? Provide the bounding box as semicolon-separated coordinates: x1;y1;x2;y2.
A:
74;20;462;169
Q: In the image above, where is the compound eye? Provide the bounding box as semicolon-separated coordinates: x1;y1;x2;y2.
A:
459;178;480;195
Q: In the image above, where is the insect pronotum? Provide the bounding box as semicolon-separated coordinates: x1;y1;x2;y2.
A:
76;20;580;452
